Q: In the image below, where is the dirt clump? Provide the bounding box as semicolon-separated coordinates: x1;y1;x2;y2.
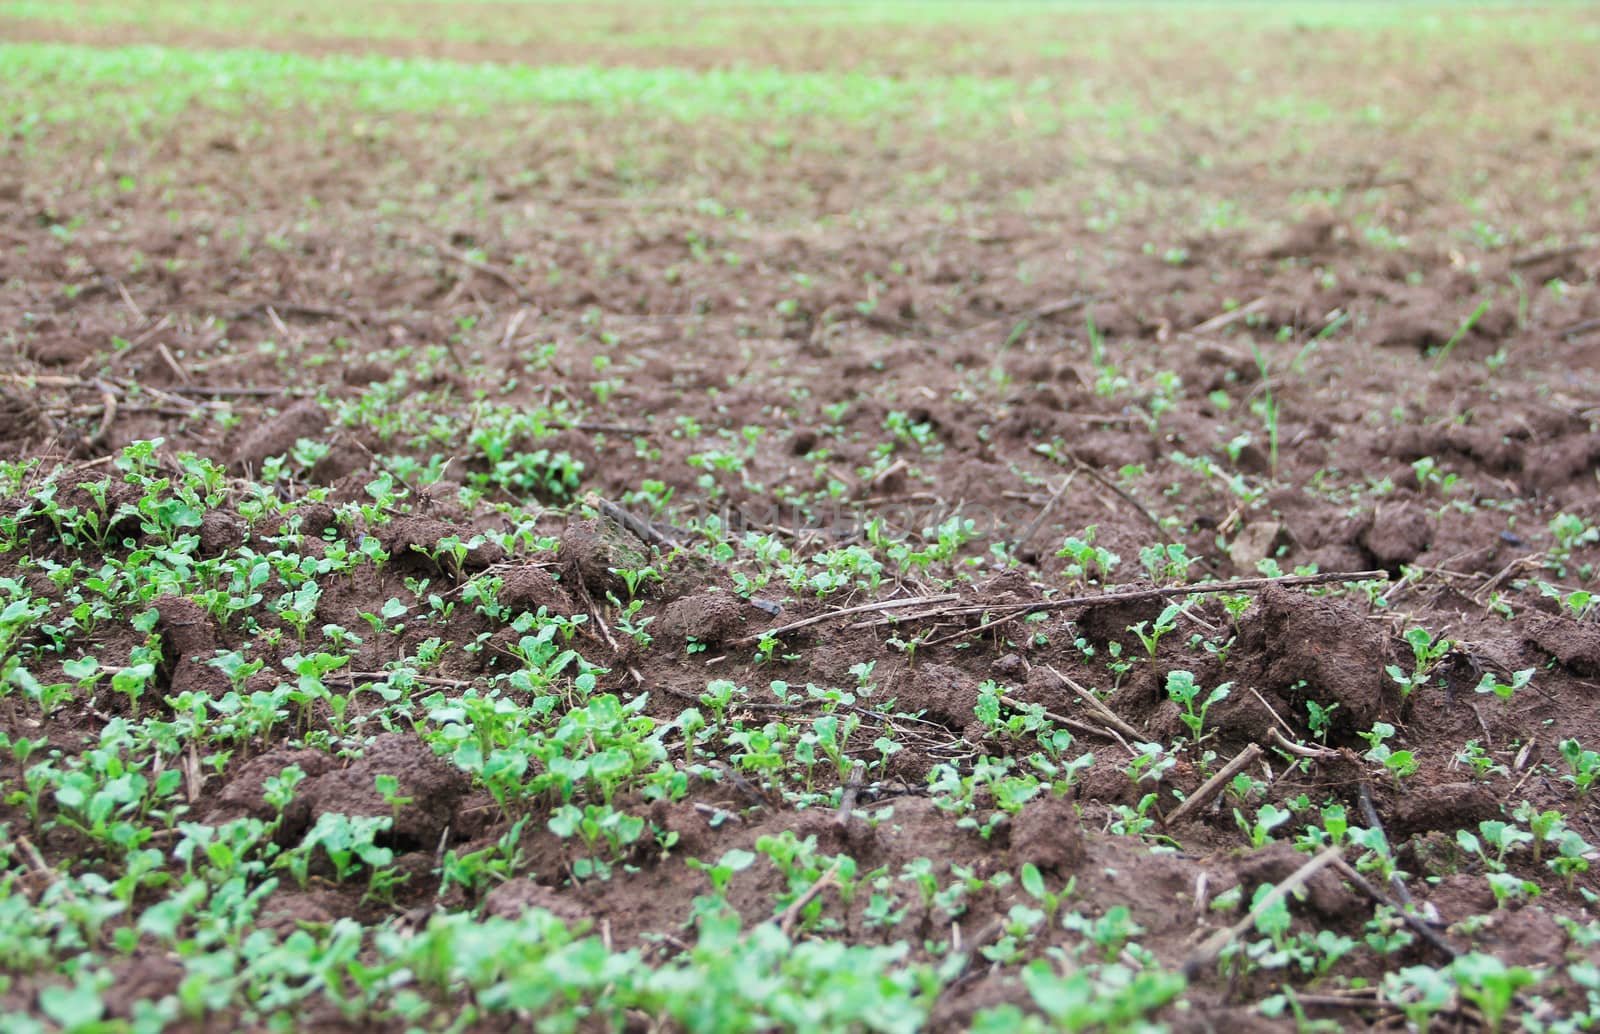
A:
561;516;652;598
341;359;391;385
229;399;329;473
152;594;228;698
890;662;983;739
1017;665;1080;715
377;515;507;573
1372;297;1455;353
1524;615;1600;677
0;384;52;452
257;889;345;936
204;746;337;835
1227;520;1289;574
495;563;578;616
1229;842;1359;920
198;509;249;556
657;590;748;647
101;955;183;1020
647;798;714;860
1255;212;1342;261
484;878;596;926
1075;591;1169;654
1468;905;1572;971
1238;584;1394;731
1359;501;1432;570
1424;872;1497;926
1009;793;1086;876
1383;781;1501;836
298;732;469;851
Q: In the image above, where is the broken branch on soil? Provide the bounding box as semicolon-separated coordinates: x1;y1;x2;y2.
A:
16;835;74;902
402;232;535;304
1189;296;1267;335
1244;684;1299;741
958;293;1098;344
902;570;1387;643
1166;743;1263;826
1267;727;1340;760
210;299;369;326
835;762;866;829
569;572;645;684
732;593;962;646
156;341;193;384
998;692;1136;755
571;422;654;436
1043;666;1145;743
345;671;474;689
587;493;684;549
87;381;118;447
1329;856;1460;962
1357;783;1415;909
1008;470;1078;555
1509;243;1587;268
169;384;312;398
1557;316;1600;339
1182;844;1343;979
774;860;845;938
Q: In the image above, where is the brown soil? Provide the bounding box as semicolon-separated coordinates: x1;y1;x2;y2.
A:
2;9;1599;1031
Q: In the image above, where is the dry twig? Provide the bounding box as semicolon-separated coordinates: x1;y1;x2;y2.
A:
1166;743;1263;826
1329;856;1459;961
775;860;844;938
900;570;1387;645
1183;844;1343;978
732;594;962;646
998;692;1136;755
1044;666;1145;742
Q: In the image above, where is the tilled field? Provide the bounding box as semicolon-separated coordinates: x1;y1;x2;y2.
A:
1;4;1599;1031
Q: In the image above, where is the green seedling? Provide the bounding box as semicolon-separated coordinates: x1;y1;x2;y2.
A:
1235;802;1292;848
1018;863;1074;927
1456;819;1533;874
1165;669;1231;743
1304;699;1338;743
1410;456;1459;496
1513;802;1566;867
375;774;413;830
1431;299;1492;370
1139;543;1195;584
1560;738;1599;799
1386;627;1452;699
1359;722;1418;786
1453;740;1508;781
1538;581;1595;620
1056;527;1121;586
1129;602;1182;658
1019;957;1184;1032
1547;829;1595;894
1250;343;1280;478
1382;965;1455;1034
1450;953;1538;1034
1063;905;1144;963
1473;667;1534;704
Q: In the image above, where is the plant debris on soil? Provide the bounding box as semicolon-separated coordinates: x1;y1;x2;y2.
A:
1;3;1599;1032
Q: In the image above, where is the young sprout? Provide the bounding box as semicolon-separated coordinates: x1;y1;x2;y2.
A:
1382;965;1455;1034
1385;627;1453;700
1165;669;1231;743
1560;739;1599;800
1473;667;1534;704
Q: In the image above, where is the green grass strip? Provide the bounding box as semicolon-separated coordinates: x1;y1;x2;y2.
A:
0;42;1049;129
